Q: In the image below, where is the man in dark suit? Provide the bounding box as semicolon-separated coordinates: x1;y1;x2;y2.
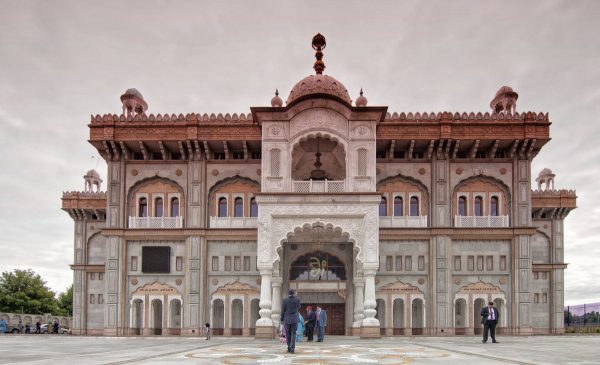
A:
281;289;301;353
305;306;317;341
480;301;500;343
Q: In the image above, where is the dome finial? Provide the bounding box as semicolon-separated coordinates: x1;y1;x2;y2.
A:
356;88;368;107
312;33;326;75
271;88;283;107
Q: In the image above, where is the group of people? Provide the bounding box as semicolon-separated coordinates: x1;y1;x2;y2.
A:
280;289;327;354
0;319;60;334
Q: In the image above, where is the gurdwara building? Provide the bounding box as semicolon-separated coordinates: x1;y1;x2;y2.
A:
61;34;577;338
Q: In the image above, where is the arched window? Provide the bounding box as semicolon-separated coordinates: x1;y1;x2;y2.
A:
474;196;483;216
234;197;243;217
218;197;227;217
458;196;467;216
410;196;419;216
379;196;387;217
249;197;258;217
154;198;163;217
170;198;179;217
393;196;403;216
490;196;499;216
139;198;148;217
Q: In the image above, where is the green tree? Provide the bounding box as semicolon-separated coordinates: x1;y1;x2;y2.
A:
0;269;61;315
57;285;73;316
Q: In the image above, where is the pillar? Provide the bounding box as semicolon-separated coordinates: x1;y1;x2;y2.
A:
255;268;275;338
361;269;380;338
271;277;282;328
353;278;365;335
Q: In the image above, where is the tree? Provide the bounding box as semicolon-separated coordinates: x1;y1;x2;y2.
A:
57;285;73;316
0;269;61;315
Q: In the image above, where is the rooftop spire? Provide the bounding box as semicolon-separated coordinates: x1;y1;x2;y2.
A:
312;33;326;74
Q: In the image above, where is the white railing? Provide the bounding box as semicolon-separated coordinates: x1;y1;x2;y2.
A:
292;179;345;193
379;215;428;228
454;215;509;228
128;216;183;229
210;216;258;229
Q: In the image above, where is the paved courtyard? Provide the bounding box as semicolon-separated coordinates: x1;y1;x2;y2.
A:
0;335;599;365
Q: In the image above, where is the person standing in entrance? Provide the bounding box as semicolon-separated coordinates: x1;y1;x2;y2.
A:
281;289;301;354
316;306;327;342
305;306;317;341
481;301;500;343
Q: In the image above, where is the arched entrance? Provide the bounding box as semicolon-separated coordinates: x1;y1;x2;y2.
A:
280;224;354;335
455;298;467;335
474;298;486;335
131;299;143;335
212;299;224;336
151;299;162;335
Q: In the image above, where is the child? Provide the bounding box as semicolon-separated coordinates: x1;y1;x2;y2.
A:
279;323;287;345
204;323;211;340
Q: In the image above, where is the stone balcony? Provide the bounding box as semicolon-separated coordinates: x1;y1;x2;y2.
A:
292;179;345;193
128;216;183;229
209;216;258;229
379;215;428;228
454;215;509;228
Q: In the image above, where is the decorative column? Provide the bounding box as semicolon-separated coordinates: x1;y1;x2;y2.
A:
255;268;275;339
361;269;380;338
270;277;282;328
352;278;365;335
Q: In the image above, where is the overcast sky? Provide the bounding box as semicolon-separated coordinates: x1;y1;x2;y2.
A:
0;0;598;305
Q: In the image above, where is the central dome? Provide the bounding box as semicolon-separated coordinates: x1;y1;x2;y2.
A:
286;74;352;107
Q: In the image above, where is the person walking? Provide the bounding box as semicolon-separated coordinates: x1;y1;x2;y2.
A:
0;318;6;335
17;321;23;334
481;301;500;343
35;321;41;334
316;306;327;342
25;323;31;334
280;289;301;354
305;306;316;342
204;322;211;340
53;321;59;334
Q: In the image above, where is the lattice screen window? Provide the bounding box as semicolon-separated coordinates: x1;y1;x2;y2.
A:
270;149;281;177
357;148;368;176
225;256;232;271
542;293;548;303
468;256;474;271
386;256;393;271
477;256;484;271
454;256;461;271
211;256;219;271
89;294;95;304
98;294;104;304
486;256;493;271
395;255;402;271
131;256;138;271
234;256;241;271
405;256;412;271
418;256;425;271
243;256;251;271
534;293;539;303
500;255;507;271
98;273;104;280
176;256;183;271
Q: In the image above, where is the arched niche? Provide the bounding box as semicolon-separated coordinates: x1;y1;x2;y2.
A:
377;175;429;216
452;175;511;217
126;177;185;218
291;134;346;181
87;232;106;265
532;231;551;264
207;176;260;217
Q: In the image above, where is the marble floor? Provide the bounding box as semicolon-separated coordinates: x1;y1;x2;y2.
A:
0;334;599;365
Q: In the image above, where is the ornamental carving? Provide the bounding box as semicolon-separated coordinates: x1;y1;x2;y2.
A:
132;281;178;295
377;281;423;294
213;281;259;296
290;108;348;140
458;280;504;294
257;196;380;269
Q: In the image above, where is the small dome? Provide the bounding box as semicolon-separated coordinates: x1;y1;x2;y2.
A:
355;88;368;107
286;74;352;107
122;88;144;101
271;89;283;107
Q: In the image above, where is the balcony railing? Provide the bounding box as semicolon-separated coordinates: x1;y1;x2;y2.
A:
210;216;258;229
128;216;183;229
454;215;509;228
379;215;428;228
292;179;345;193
